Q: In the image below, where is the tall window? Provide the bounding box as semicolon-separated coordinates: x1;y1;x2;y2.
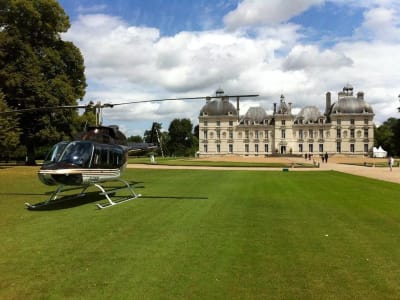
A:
217;144;221;153
319;129;324;139
245;144;249;153
350;144;355;153
264;144;269;153
255;144;259;153
255;130;259;139
216;120;220;127
350;129;355;138
299;144;303;153
337;142;341;153
364;129;368;138
216;129;221;139
337;129;341;138
364;144;369;153
204;144;208;153
281;120;286;125
264;130;268;139
229;144;233;153
281;129;286;139
319;144;324;153
350;119;355;125
299;130;303;139
309;129;313;138
229;130;233;139
203;130;208;139
229;121;233;126
245;130;249;139
309;144;313;153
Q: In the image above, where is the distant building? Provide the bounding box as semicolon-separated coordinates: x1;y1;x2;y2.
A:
198;85;374;157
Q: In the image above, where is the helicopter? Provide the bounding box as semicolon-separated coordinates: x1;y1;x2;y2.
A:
0;94;259;209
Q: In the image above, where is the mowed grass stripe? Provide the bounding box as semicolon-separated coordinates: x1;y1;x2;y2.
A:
1;167;400;299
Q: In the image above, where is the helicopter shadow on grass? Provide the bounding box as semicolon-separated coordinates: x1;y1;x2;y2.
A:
25;181;145;211
141;195;208;200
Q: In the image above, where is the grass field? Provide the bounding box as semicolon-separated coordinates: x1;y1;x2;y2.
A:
1;166;400;299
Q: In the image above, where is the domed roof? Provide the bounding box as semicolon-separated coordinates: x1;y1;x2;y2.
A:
200;98;237;116
330;96;373;114
242;107;268;122
295;106;322;123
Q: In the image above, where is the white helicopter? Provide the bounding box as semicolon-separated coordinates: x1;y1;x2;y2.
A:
1;94;258;209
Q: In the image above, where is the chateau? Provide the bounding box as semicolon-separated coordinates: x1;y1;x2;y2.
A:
198;85;374;157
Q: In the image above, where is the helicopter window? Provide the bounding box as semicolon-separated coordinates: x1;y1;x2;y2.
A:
91;145;124;168
44;142;69;164
59;142;94;168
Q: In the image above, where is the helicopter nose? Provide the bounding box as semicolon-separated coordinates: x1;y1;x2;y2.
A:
38;172;57;186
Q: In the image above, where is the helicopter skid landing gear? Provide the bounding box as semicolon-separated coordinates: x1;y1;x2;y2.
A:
25;184;89;209
95;179;141;209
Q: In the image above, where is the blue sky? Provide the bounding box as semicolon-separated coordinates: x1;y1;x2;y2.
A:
57;0;400;136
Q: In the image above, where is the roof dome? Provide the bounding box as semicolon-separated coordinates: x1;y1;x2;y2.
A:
295;106;322;123
200;98;237;116
330;97;373;114
242;107;268;123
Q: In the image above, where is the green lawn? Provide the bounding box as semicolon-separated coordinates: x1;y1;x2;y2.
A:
1;166;400;299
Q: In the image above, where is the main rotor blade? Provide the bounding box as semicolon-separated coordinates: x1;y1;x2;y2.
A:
110;94;259;106
0;94;259;115
0;104;88;115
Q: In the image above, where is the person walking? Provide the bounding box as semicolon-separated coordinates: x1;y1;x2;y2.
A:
389;156;394;171
324;152;328;163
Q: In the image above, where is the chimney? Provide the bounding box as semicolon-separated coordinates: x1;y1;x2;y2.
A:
273;103;277;114
288;102;292;114
357;91;364;100
236;96;240;121
325;92;331;113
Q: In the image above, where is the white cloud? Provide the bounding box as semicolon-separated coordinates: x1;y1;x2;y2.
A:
355;7;400;41
223;0;324;29
283;45;353;70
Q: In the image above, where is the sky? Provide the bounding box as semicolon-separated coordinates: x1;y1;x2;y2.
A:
57;0;400;137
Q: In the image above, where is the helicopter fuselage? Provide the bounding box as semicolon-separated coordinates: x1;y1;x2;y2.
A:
38;140;127;186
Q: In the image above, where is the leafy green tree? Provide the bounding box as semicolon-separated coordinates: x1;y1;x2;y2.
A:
127;135;144;143
167;118;196;156
0;92;20;159
374;118;400;156
0;0;86;164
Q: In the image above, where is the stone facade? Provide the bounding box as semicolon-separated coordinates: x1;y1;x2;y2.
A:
198;85;375;157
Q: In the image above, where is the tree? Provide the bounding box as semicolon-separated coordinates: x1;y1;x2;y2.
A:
0;0;86;164
167;118;196;156
0;92;20;159
374;118;400;156
127;135;143;143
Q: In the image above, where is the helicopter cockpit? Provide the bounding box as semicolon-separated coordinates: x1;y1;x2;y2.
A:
44;141;93;168
43;141;126;169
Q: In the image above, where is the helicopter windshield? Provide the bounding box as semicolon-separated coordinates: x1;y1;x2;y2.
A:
58;141;94;168
44;142;69;164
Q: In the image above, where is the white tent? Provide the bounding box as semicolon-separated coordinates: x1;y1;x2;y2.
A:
373;146;387;158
